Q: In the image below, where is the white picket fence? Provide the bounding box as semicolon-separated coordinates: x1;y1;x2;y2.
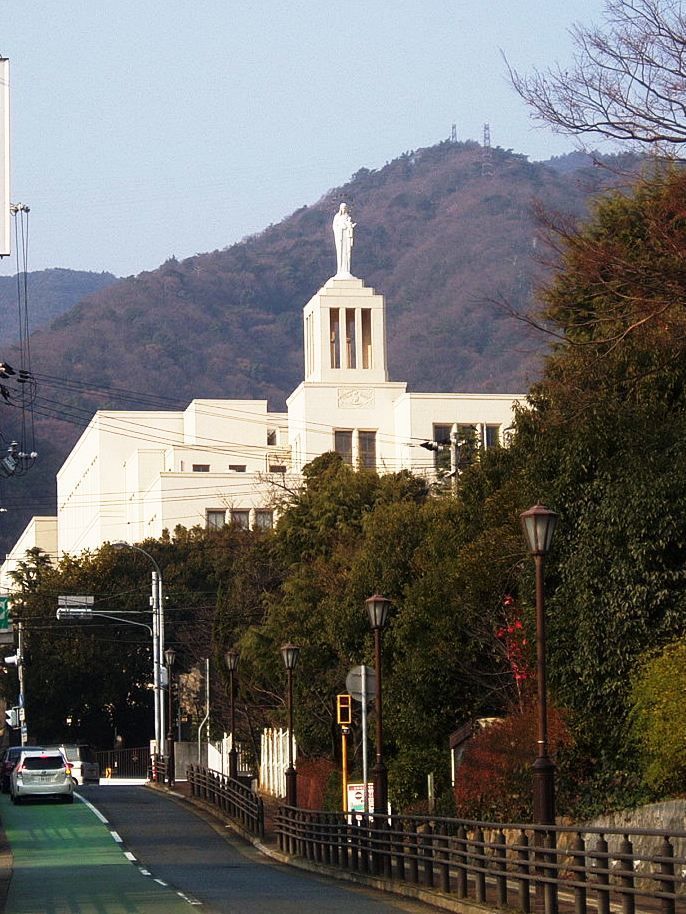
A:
207;733;252;778
259;727;297;798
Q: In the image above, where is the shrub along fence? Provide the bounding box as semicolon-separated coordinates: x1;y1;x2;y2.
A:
274;808;685;914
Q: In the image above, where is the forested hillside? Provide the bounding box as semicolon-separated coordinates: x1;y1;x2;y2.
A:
0;141;640;553
0;268;118;346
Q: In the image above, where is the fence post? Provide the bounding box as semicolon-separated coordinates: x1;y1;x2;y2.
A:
495;829;507;907
474;825;486;904
571;832;586;914
659;836;676;914
616;834;634;914
407;820;419;885
544;829;558;914
593;834;610;914
437;822;451;894
518;829;531;914
422;823;434;888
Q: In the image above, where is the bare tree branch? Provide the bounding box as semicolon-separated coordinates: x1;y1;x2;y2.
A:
507;0;686;148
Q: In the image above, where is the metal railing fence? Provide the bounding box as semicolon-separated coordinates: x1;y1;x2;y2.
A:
275;808;686;914
187;764;264;840
96;745;151;779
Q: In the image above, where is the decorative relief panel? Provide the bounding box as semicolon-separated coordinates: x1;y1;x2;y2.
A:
338;388;375;409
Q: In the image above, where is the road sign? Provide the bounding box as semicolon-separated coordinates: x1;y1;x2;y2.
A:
0;596;12;630
347;782;374;813
345;665;376;703
58;595;94;609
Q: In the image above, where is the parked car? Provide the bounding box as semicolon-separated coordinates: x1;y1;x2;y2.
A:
0;745;42;793
45;744;99;785
10;749;74;804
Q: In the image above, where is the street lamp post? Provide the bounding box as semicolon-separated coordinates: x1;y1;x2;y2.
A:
365;594;391;815
281;643;300;807
112;542;165;755
520;504;558;826
225;649;239;780
164;647;176;789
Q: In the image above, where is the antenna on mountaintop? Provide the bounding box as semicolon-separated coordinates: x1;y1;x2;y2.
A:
482;123;494;177
450;123;457;144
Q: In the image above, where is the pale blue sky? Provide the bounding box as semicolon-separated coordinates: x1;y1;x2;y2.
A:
0;1;606;278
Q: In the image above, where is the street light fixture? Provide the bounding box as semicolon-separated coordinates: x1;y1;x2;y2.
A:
164;647;176;788
520;504;558;825
225;649;239;780
365;594;391;815
281;643;300;807
112;541;165;755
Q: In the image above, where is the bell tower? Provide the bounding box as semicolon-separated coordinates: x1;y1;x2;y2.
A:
302;275;389;384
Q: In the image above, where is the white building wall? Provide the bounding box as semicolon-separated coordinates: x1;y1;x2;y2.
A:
0;516;58;592
1;270;528;576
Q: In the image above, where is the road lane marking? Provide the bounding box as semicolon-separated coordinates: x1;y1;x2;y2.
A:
110;830;123;843
74;791;109;824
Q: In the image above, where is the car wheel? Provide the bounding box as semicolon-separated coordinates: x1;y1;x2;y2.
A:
62;794;74;804
11;795;21;805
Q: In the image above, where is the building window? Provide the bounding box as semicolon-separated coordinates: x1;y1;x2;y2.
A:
358;431;376;469
255;509;274;531
485;424;500;448
230;510;250;530
228;464;247;472
267;428;277;446
206;510;226;531
269;464;287;474
193;464;210;472
334;430;353;465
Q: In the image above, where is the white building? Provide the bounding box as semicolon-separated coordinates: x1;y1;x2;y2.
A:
0;236;526;588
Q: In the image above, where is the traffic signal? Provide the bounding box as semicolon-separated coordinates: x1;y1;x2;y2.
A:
4;707;18;728
336;693;352;726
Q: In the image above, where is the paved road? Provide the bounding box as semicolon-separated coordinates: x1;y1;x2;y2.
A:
0;789;191;914
79;783;438;913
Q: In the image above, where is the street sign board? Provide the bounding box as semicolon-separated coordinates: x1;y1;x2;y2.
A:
58;595;94;609
347;782;374;813
0;595;12;630
345;665;376;703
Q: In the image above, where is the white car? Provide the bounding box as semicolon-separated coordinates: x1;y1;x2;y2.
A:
10;750;75;804
47;744;99;785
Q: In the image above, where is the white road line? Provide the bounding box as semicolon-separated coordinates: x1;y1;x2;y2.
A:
110;830;123;843
73;792;109;824
124;851;137;862
177;890;203;905
154;878;168;887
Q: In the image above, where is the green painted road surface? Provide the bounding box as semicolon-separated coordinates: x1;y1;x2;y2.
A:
1;792;192;914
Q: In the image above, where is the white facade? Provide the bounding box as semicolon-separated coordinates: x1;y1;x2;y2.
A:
1;267;526;579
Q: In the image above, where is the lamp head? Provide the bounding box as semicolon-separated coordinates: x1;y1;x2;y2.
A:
520;504;558;557
281;643;300;671
365;594;391;631
164;647;176;669
225;648;239;673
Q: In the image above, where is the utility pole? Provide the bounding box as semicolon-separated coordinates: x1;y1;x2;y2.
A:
17;621;26;745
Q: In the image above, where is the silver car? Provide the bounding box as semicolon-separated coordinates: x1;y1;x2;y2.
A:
10;750;75;804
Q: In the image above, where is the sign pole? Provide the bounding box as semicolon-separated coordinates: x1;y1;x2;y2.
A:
361;664;369;813
341;726;349;812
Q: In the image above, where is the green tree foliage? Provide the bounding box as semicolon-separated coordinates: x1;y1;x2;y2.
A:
629;639;686;793
509;168;686;790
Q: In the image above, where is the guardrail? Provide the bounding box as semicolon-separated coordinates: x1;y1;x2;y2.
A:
187;764;264;840
274;808;686;913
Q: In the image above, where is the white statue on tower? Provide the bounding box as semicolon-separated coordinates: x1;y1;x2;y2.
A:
332;203;356;277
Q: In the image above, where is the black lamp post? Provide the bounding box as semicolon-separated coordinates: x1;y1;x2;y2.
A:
225;649;239;780
164;647;176;789
281;643;300;807
520;504;558;826
365;594;391;815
